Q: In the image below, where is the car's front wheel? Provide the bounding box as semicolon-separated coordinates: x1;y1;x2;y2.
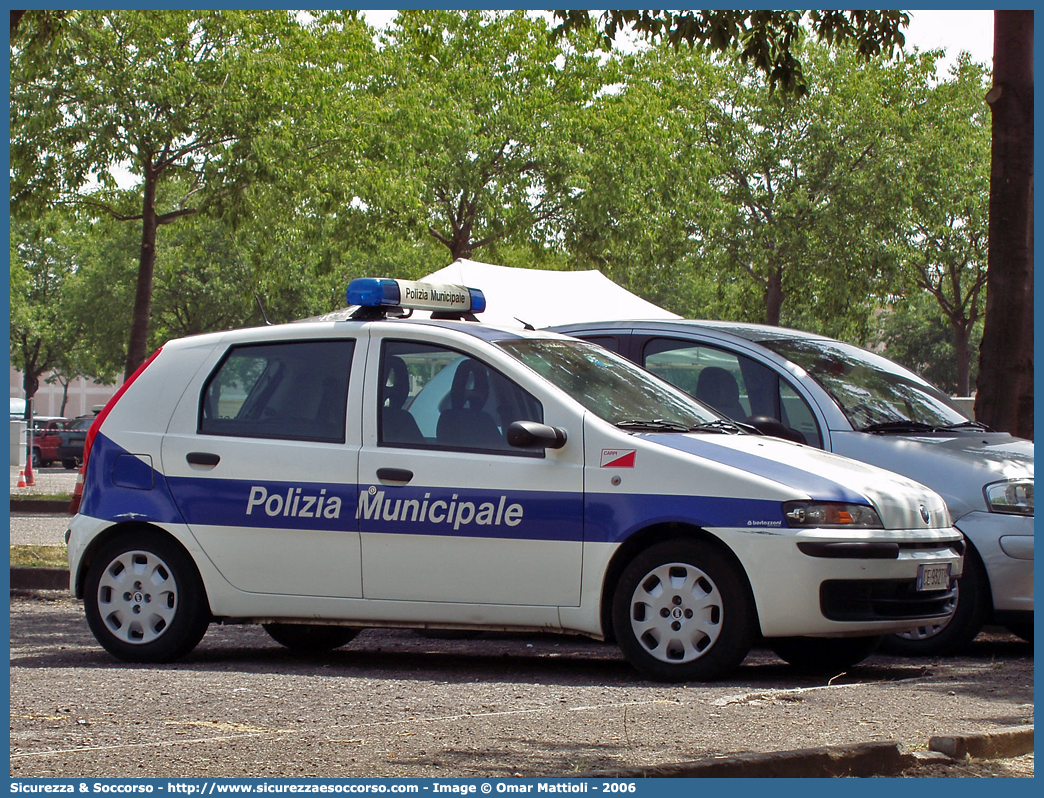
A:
263;624;359;651
878;548;988;656
84;530;210;663
612;539;754;682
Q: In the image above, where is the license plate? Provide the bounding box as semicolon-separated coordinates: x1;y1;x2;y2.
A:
916;563;951;591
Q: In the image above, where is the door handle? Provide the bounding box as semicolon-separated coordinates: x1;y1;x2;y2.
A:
186;452;221;467
376;467;413;483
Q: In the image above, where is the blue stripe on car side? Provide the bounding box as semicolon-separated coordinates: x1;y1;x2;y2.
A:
83;433;792;542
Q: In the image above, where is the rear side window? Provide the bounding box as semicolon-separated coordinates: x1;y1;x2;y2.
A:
200;340;355;443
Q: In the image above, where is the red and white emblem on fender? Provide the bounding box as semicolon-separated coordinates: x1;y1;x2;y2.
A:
600;448;636;468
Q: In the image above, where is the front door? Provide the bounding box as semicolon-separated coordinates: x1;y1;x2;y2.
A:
358;337;584;607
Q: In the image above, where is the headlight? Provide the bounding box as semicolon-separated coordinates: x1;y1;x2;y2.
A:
783;501;883;529
984;479;1034;516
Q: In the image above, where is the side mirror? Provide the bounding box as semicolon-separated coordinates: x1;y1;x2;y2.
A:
506;420;568;450
747;415;807;445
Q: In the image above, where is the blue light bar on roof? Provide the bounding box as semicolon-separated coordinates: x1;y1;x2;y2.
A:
346;278;485;314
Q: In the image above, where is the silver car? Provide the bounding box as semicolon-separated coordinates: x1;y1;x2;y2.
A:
552;320;1033;654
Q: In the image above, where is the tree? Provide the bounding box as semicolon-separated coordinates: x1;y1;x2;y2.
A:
703;43;926;337
562;46;721;313
975;11;1033;438
359;10;611;262
554;8;1032;437
875;291;982;396
900;56;991;396
9;213;83;418
10;10;373;379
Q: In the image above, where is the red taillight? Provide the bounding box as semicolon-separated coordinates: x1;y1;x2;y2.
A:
70;347;163;514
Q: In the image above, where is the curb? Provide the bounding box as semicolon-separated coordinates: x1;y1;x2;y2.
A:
10;566;70;590
930;726;1035;760
584;727;1033;778
10;499;72;514
585;741;918;778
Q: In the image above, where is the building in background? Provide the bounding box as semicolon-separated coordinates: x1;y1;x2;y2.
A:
9;367;117;418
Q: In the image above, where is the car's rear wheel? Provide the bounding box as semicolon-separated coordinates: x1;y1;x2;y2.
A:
768;635;882;671
263;623;359;651
612;539;754;682
84;530;210;663
31;447;41;469
878;548;987;656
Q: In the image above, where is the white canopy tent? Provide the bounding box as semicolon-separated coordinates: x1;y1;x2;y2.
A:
418;259;679;328
302;259;679;327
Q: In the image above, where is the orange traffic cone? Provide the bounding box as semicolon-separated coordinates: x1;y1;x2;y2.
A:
16;470;27;488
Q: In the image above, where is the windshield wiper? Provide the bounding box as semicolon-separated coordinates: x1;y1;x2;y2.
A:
862;421;941;433
615;419;752;435
863;419;993;434
615;419;693;432
686;419;752;435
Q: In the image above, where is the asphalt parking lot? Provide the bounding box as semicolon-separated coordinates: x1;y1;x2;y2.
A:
9;590;1033;779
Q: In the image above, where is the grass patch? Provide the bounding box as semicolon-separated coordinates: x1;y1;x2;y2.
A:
10;493;72;503
10;545;68;568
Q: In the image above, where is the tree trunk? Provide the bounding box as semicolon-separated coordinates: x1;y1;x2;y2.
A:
764;268;784;326
124;170;160;381
953;321;971;397
974;11;1034;439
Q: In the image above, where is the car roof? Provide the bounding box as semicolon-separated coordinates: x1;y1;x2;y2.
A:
552;319;837;345
165;315;577;352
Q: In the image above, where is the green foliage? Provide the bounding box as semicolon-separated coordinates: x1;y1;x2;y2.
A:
357;10;612;260
9;9;994;400
9;210;86;403
875;294;982;395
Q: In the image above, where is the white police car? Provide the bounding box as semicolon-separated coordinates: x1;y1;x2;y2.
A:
66;279;964;681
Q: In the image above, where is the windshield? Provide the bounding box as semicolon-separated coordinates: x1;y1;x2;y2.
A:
496;338;723;429
760;338;971;431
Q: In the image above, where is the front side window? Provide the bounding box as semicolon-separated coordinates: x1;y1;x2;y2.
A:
379;340;543;454
643;338;821;447
200;340;355;443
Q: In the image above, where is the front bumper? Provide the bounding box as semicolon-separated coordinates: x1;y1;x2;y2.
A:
955;511;1034;614
719;526;964;638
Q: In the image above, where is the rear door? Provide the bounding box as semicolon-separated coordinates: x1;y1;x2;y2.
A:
162;334;365;598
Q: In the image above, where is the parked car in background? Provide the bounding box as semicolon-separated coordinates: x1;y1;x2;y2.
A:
552;320;1034;654
57;415;95;469
29;417;70;468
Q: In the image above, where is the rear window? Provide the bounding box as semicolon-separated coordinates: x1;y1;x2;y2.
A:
200;339;355;443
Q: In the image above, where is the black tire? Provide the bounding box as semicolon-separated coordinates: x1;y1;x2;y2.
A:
31;448;41;469
263;623;359;651
879;547;988;656
62;458;78;470
1006;624;1033;643
768;635;882;671
84;530;210;663
611;538;755;682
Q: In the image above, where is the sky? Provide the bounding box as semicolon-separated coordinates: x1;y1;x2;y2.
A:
904;9;994;70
